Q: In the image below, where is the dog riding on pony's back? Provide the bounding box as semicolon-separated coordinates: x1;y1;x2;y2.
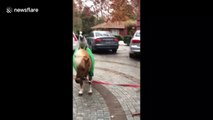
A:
73;32;95;95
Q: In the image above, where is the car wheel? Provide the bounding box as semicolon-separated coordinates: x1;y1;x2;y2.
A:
112;49;117;53
129;53;134;58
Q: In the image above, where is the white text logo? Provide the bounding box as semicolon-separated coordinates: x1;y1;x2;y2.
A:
6;7;39;13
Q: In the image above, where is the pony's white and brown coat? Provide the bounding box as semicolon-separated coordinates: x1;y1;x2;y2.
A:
74;48;92;95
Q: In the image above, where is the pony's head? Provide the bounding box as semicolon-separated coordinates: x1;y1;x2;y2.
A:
74;48;92;84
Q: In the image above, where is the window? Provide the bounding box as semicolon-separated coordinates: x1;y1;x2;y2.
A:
135;31;140;37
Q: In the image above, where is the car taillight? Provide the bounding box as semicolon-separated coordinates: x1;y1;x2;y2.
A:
95;38;102;42
132;39;140;43
114;38;119;42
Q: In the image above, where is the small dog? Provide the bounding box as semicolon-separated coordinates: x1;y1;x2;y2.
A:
78;33;88;49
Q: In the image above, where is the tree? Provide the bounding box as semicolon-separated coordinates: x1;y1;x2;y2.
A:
73;0;83;33
95;17;105;25
90;0;111;19
109;0;137;22
130;0;140;17
74;0;111;21
80;6;96;34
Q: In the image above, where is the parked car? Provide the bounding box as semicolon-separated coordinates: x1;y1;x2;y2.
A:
86;31;119;53
73;32;78;52
129;30;140;58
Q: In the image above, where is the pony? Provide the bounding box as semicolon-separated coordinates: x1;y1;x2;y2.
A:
73;48;93;95
73;32;95;95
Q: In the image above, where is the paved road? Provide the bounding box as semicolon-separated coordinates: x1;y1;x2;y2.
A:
73;45;141;120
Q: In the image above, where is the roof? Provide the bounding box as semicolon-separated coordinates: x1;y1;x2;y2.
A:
91;20;137;29
91;21;125;29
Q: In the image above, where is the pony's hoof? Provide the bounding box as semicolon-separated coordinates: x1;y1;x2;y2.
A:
88;91;93;95
78;91;83;96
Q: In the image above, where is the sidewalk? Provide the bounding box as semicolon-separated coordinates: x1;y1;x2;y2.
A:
73;80;111;120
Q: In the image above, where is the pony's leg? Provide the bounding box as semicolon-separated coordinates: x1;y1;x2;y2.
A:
78;80;84;95
88;75;92;94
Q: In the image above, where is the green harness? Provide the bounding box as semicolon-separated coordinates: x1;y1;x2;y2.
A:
73;47;95;76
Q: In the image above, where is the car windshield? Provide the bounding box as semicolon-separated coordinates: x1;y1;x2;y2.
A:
95;31;113;37
135;31;140;37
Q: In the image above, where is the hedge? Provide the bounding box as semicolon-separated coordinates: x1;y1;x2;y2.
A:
123;35;132;46
114;35;123;41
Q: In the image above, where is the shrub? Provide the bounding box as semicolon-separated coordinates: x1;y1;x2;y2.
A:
114;35;123;41
123;35;132;46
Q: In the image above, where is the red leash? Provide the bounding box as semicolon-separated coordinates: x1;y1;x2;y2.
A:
73;75;140;116
92;80;140;88
73;75;140;88
132;112;141;117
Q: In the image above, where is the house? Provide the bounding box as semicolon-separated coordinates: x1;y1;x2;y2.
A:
91;21;125;36
91;20;136;36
